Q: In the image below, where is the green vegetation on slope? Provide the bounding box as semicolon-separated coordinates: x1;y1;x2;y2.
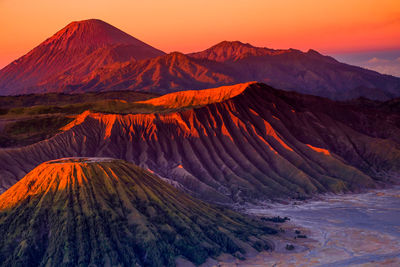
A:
0;116;74;147
0;91;163;148
0;86;243;148
0;158;277;267
3;100;165;117
0;90;159;109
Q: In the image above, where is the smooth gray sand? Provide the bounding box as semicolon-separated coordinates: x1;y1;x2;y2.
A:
218;187;400;266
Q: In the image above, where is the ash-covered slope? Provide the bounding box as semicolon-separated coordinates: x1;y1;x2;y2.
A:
0;158;275;266
0;19;164;95
0;83;399;202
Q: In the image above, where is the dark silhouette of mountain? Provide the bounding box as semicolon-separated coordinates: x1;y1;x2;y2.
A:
0;83;398;202
0;19;164;95
0;157;276;266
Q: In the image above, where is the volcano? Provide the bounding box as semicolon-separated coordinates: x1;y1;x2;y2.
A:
187;41;400;100
0;83;398;202
0;157;276;266
55;41;400;100
0;19;164;95
1;20;399;100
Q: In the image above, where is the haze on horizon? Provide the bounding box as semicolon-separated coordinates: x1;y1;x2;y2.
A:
1;0;400;74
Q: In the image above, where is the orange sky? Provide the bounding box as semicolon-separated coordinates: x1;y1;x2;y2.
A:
0;0;399;69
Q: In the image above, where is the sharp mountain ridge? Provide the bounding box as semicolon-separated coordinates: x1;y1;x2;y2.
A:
47;41;400;100
1;19;399;100
0;83;399;202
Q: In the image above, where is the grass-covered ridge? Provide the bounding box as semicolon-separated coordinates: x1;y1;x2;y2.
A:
0;91;162;148
0;84;255;148
0;158;277;266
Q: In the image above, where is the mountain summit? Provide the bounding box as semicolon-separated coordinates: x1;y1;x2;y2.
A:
0;157;275;266
54;40;400;100
188;41;276;62
41;19;154;50
0;19;164;95
0;19;399;99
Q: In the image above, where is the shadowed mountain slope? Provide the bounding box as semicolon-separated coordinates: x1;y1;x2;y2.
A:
0;19;164;95
188;41;400;100
63;52;235;94
0;158;276;266
54;41;400;100
0;83;399;202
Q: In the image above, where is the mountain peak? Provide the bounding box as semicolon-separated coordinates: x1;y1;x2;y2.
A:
212;40;256;49
189;40;272;62
0;19;165;95
68;18;107;25
65;18;109;28
0;157;117;209
0;157;276;266
43;18;144;49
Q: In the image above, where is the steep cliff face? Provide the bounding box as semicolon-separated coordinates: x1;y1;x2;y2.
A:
0;158;275;266
0;19;164;95
0;83;399;201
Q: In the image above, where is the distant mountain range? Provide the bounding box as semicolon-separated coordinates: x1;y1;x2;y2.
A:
0;19;399;100
1;83;398;201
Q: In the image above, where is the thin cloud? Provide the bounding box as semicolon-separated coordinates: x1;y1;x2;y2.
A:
363;57;400;77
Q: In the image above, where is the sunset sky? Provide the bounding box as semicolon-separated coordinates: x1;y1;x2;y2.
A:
1;0;400;72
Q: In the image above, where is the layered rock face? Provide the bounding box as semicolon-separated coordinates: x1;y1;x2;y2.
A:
0;158;275;266
0;83;399;201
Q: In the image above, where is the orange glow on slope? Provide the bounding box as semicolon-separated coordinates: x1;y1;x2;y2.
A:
1;0;400;68
0;158;120;210
138;82;255;108
0;161;81;210
307;144;331;156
